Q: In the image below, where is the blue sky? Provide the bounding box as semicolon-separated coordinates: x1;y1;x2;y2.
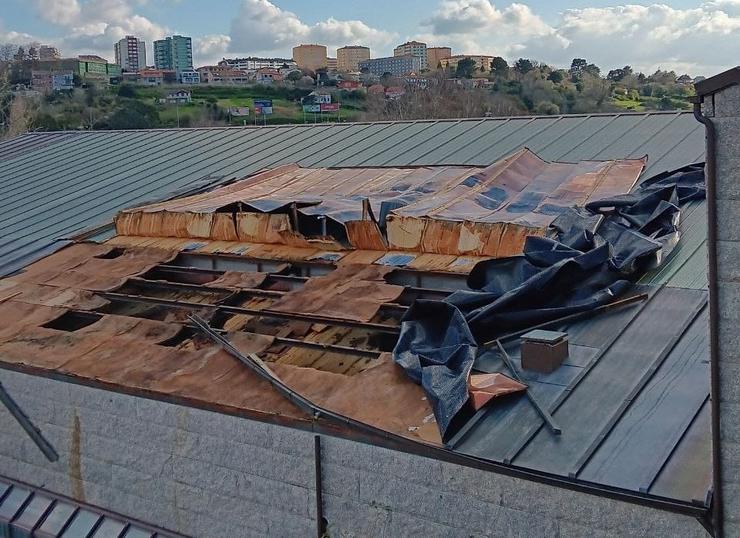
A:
1;0;738;75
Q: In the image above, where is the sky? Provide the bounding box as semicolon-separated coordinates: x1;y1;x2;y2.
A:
1;0;739;76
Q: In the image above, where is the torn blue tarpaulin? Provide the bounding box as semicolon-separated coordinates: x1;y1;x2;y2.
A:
392;163;706;440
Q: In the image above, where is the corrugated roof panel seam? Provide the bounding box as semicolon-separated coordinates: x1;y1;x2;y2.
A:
0;112;704;275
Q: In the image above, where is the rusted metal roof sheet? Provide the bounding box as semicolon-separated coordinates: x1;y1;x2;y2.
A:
0;227;712;507
115;149;645;257
0;112;703;275
0;242;442;444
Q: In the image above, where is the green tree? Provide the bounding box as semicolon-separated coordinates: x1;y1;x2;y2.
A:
490;56;508;77
514;58;534;76
98;100;159;130
286;70;302;82
547;70;564;83
117;84;137;98
569;58;587;80
583;63;601;78
455;58;477;79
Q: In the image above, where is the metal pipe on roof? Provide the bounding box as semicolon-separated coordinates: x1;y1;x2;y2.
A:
0;382;58;462
314;435;326;538
495;340;561;436
692;97;723;538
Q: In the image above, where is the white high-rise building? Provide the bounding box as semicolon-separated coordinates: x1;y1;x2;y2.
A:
393;41;428;70
114;36;146;72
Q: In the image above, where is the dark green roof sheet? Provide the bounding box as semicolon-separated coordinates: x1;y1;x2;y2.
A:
0;112;704;275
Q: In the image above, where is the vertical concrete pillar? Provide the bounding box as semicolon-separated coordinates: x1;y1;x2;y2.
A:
696;66;740;538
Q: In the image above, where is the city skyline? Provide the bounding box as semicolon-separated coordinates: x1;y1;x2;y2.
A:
1;0;739;75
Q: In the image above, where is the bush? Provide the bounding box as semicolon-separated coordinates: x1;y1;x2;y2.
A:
117;84;137;98
534;101;560;115
96;99;159;130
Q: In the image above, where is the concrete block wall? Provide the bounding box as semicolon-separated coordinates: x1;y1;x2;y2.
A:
709;81;740;537
0;370;708;537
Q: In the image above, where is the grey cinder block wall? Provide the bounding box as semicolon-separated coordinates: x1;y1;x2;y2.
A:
709;80;740;536
0;370;708;537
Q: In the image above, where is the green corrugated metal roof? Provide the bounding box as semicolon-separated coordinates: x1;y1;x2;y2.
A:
0;111;705;275
639;199;708;289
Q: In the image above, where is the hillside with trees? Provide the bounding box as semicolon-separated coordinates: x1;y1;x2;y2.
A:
365;57;696;121
0;42;698;138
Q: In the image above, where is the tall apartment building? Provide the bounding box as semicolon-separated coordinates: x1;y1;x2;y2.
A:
219;57;296;71
359;55;421;76
393;40;427;70
292;44;327;71
38;45;61;61
153;35;193;74
336;45;370;72
427;46;452;70
114;36;146;72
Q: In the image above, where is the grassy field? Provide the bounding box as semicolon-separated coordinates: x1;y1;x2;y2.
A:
133;85;364;125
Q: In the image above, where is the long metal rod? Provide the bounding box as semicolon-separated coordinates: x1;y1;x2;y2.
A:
0;381;58;461
495;340;561;435
452;293;650;449
101;292;401;334
694;97;723;538
502;288;658;464
314;435;325;538
568;301;707;479
482;292;649;348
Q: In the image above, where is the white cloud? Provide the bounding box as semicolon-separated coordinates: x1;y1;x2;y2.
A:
195;34;231;65
4;0;740;75
421;1;566;57
228;0;396;58
422;1;740;74
32;0;82;26
23;0;168;62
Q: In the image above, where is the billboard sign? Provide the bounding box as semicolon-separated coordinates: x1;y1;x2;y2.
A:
302;104;320;113
320;103;340;112
253;99;273;115
228;107;250;117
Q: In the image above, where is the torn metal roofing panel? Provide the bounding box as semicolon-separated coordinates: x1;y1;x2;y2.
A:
0;112;704;275
115;149;645;257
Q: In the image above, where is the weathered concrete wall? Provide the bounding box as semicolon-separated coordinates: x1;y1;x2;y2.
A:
0;370;708;537
709;82;740;537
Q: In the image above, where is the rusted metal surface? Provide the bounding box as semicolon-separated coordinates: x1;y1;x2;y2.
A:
0;243;440;444
115;149;644;257
269;264;404;322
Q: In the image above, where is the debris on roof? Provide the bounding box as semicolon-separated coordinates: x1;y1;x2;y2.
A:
0;150;711;508
115;149;646;256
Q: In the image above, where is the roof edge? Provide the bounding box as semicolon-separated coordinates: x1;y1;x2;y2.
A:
1;111;696;138
695;66;740;97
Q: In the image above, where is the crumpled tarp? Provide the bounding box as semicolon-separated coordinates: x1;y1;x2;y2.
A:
393;163;706;439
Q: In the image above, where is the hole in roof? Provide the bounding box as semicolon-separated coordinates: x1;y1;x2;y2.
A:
95;247;125;259
297;213;350;245
142;266;220;286
43;311;102;332
158;327;194;347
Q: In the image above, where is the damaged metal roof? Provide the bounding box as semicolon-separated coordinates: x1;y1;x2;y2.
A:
0;112;705;275
0;153;711;515
115;149;645;256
